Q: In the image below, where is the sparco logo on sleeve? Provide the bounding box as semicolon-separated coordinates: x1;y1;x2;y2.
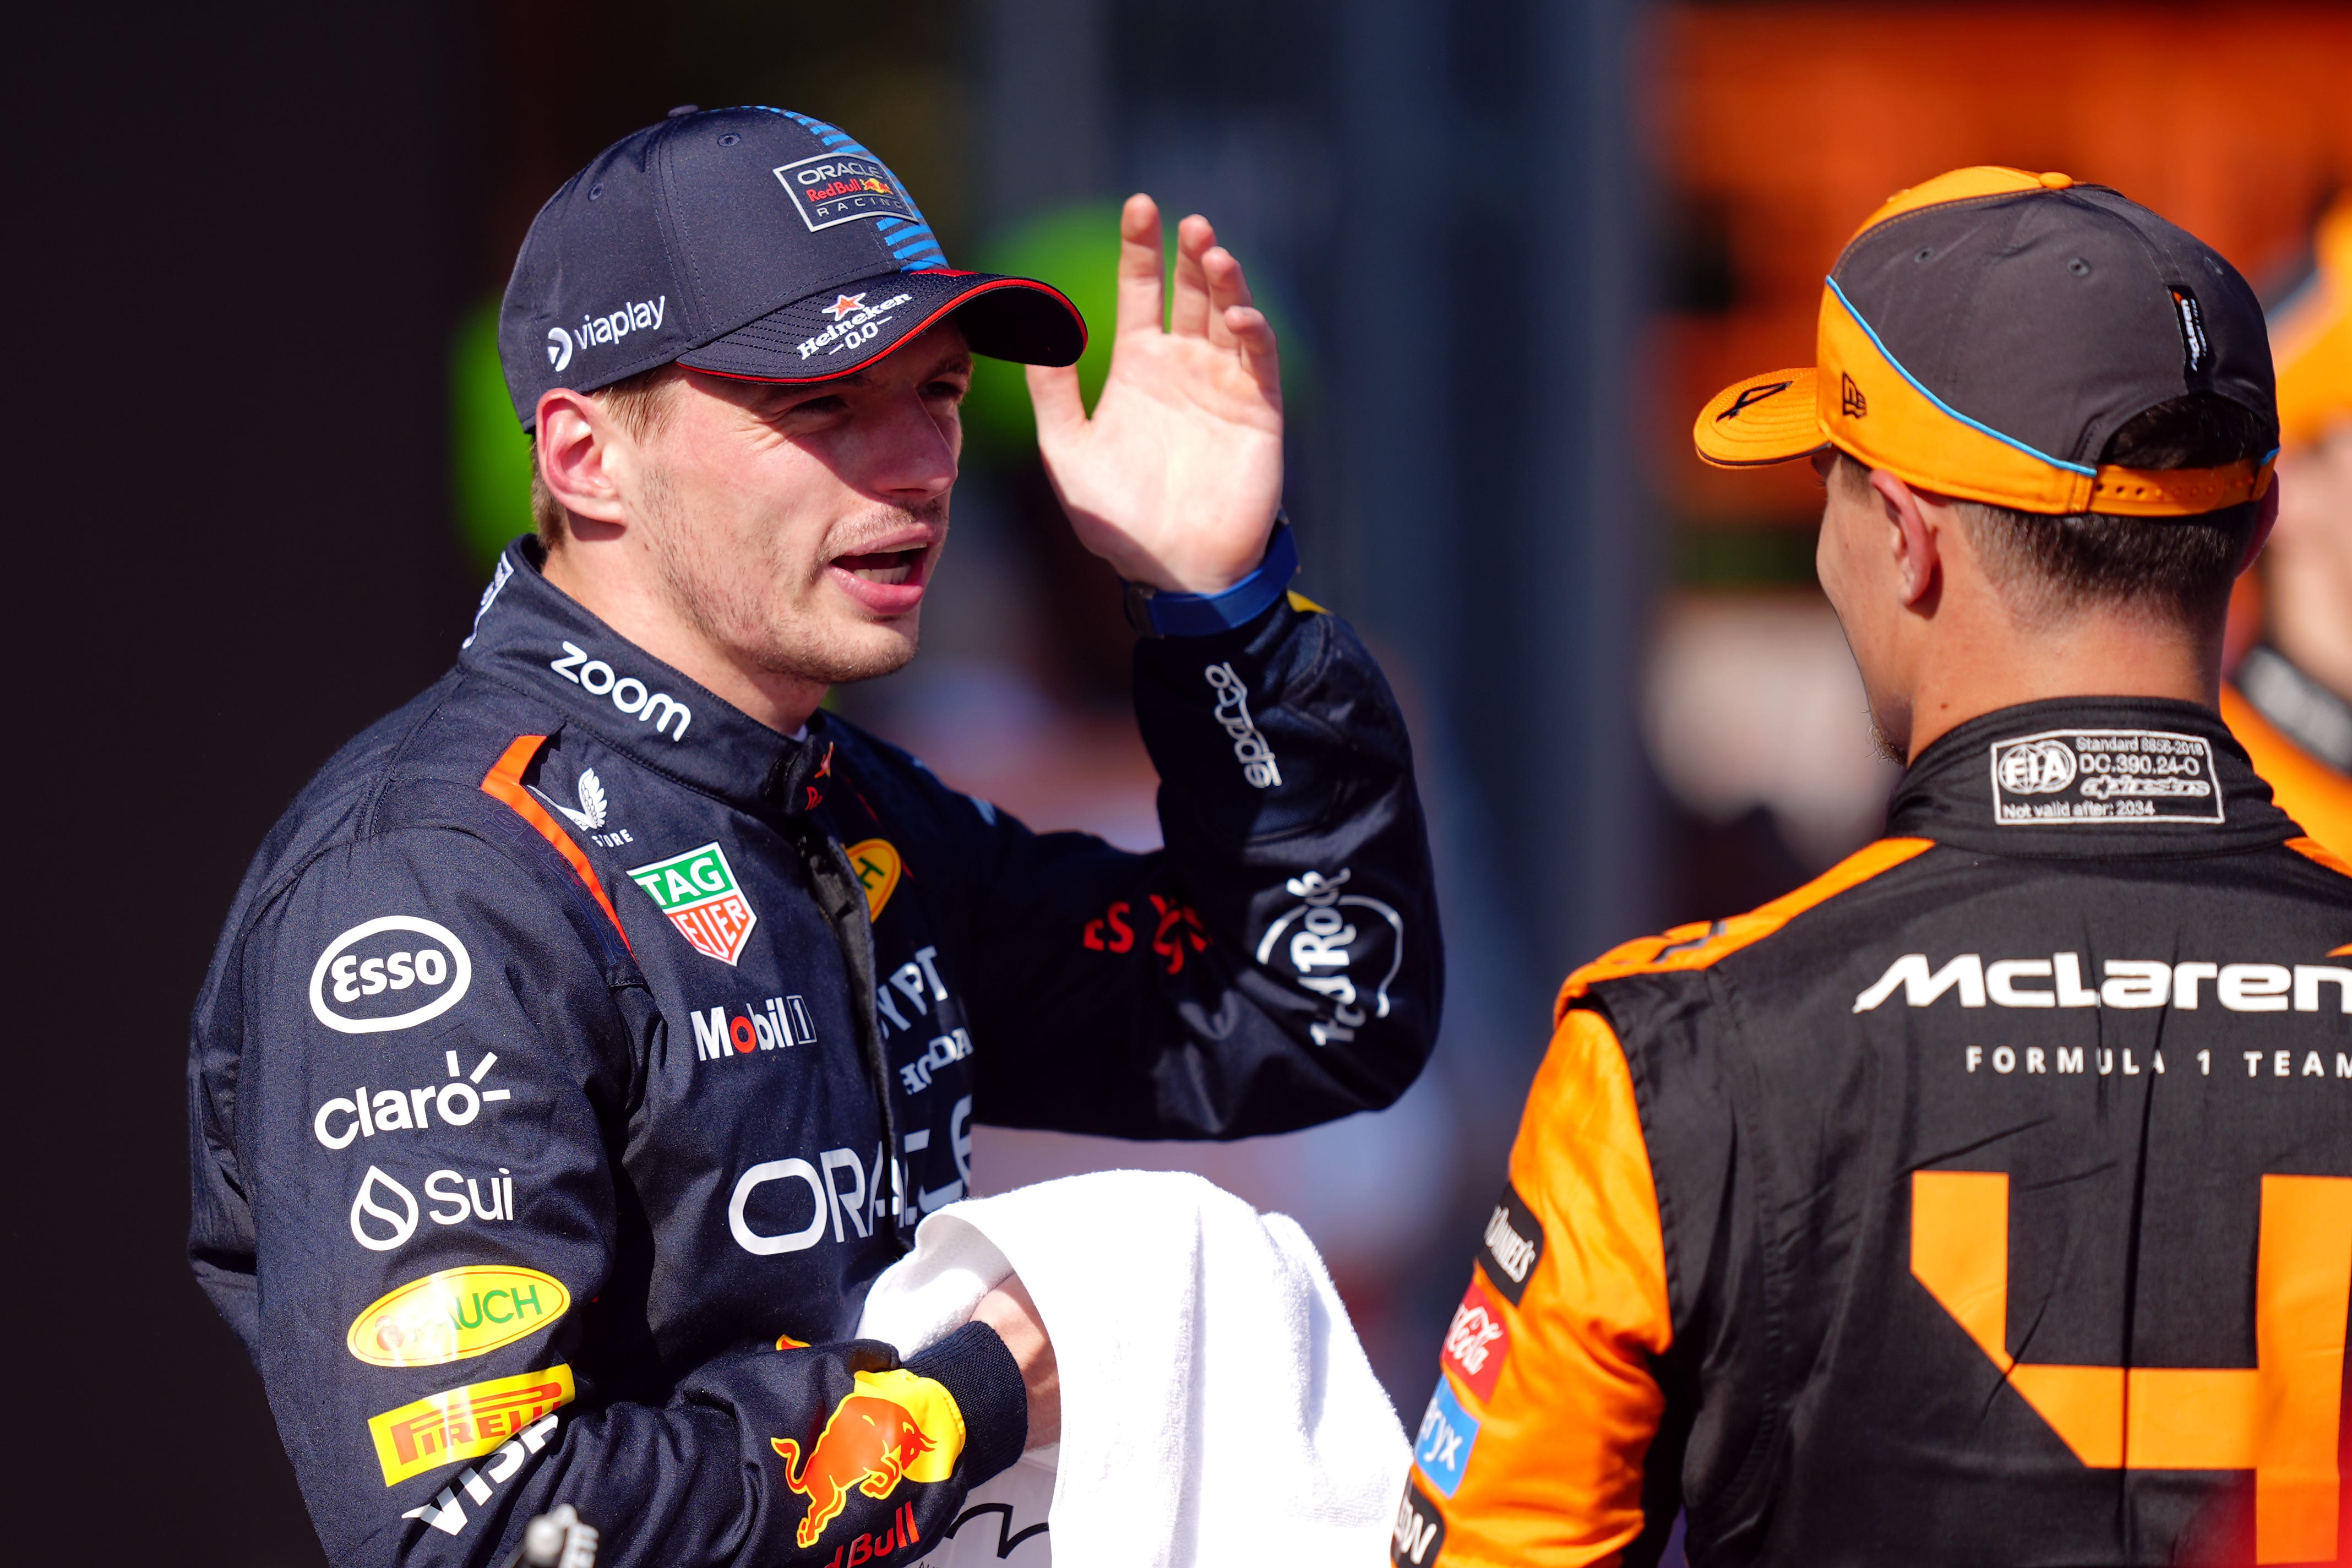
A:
1205;661;1281;788
1989;729;2223;825
309;917;473;1034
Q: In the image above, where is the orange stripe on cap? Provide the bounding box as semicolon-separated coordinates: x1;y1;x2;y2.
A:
481;735;631;951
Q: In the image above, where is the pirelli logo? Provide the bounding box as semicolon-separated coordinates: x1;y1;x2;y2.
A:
367;1363;575;1487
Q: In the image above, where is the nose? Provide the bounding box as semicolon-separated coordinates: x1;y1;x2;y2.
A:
859;391;959;508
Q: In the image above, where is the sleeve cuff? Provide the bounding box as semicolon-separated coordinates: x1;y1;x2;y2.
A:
1121;519;1299;638
908;1320;1028;1485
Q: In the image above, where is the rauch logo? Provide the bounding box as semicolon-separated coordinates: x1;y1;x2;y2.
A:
346;1264;570;1369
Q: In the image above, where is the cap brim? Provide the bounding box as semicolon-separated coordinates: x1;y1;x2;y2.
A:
677;269;1085;384
1693;368;1826;467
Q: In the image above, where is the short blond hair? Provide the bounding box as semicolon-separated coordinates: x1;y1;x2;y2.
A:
529;366;682;547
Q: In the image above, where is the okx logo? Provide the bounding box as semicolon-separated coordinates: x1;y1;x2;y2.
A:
772;1370;961;1548
629;843;759;964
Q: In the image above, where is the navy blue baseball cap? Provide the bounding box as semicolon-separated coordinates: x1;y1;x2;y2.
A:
498;106;1086;429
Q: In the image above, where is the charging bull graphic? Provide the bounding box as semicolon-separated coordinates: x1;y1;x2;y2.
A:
772;1370;964;1548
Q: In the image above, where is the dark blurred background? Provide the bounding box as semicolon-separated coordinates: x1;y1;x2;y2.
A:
18;2;2346;1561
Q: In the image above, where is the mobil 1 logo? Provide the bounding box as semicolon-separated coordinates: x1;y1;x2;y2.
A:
1989;728;2223;826
1476;1181;1545;1305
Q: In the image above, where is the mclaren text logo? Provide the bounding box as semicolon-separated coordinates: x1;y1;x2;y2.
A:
309;917;472;1035
550;641;691;739
1854;952;2352;1015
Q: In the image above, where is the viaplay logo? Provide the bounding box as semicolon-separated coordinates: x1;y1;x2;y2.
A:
546;296;670;374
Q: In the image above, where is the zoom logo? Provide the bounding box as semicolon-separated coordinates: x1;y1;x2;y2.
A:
308;917;473;1035
550;640;692;740
546;326;574;372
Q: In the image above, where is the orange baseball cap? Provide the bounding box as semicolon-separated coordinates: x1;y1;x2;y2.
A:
2271;195;2352;448
1695;167;2279;516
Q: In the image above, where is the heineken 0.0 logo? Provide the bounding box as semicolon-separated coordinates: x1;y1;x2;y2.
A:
627;842;760;965
309;916;473;1034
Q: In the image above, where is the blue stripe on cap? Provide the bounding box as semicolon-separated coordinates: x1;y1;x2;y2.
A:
1825;275;2099;477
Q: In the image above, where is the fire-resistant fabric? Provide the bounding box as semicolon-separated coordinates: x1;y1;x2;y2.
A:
1400;696;2352;1568
188;537;1441;1568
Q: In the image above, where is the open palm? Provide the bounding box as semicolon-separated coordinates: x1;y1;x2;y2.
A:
1025;195;1284;594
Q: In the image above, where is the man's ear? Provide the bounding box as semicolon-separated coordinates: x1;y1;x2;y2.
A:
1869;467;1943;610
2237;476;2282;574
537;389;629;528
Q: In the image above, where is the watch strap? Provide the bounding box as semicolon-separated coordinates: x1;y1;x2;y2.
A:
1121;519;1298;639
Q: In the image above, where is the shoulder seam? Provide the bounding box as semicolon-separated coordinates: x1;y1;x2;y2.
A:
1556;837;1936;1021
2287;834;2352;884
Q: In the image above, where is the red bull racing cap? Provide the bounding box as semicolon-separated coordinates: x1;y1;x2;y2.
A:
1694;166;2278;516
498;105;1085;429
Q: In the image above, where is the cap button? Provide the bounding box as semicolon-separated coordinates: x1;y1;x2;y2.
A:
2038;171;2074;189
667;104;701;119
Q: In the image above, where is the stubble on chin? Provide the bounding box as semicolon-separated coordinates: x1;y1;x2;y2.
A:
641;470;934;688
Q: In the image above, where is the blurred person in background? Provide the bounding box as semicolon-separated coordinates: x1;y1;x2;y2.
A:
1393;168;2352;1568
2225;195;2352;858
187;106;1441;1567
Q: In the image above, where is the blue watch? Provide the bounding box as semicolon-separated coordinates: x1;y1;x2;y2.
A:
1120;518;1299;639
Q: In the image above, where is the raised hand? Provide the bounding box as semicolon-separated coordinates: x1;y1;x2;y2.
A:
1024;194;1284;594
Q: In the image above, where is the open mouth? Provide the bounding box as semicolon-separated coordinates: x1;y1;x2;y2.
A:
830;546;928;585
825;538;936;617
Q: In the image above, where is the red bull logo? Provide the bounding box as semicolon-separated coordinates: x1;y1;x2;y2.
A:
772;1370;963;1549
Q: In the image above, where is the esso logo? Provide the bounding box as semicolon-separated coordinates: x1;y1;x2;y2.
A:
309;916;474;1035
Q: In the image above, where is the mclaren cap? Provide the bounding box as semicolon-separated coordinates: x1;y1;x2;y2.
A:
1694;166;2278;516
2270;194;2352;448
498;105;1085;430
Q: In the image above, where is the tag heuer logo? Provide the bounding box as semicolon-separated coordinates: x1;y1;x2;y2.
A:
627;843;759;965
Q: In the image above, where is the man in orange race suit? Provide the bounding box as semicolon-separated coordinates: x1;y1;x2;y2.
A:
1393;167;2352;1568
2226;195;2352;859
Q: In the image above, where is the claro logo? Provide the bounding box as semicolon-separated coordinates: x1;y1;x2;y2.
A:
309;917;473;1035
551;640;691;739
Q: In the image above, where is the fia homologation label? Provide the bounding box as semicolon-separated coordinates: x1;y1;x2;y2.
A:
1989;728;2223;826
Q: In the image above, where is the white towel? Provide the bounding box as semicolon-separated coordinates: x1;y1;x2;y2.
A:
856;1169;1409;1568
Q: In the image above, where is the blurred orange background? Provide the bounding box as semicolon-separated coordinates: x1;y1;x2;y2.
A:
1656;2;2352;530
